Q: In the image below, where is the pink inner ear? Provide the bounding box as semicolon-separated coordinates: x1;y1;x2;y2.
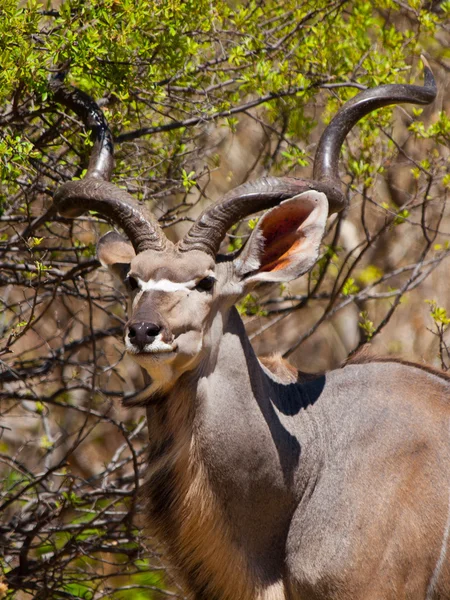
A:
259;204;311;272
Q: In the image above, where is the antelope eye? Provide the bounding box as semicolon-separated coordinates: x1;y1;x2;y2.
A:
195;276;215;292
126;276;139;291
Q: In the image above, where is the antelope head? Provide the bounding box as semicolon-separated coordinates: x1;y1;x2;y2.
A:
51;61;436;398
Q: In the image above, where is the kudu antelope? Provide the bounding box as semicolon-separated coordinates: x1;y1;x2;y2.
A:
50;62;449;600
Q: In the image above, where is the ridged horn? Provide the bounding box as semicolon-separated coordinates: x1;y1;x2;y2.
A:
179;58;436;257
51;73;167;253
313;56;437;204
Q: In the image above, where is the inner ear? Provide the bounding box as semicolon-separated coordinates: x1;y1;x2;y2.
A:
257;201;317;272
235;190;328;284
97;231;136;281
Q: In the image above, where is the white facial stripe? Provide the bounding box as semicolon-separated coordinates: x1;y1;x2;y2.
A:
136;270;216;293
138;278;196;293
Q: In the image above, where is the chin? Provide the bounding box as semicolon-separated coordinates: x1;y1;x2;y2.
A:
129;349;177;369
126;333;204;383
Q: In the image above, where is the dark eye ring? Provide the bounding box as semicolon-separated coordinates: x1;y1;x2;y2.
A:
126;276;139;291
195;276;215;292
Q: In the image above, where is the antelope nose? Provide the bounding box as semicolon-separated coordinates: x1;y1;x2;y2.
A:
128;322;161;350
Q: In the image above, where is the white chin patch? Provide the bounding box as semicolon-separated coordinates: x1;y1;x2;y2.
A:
125;333;175;355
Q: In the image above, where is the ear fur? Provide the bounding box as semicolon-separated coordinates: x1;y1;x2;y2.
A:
235;190;328;284
97;231;136;281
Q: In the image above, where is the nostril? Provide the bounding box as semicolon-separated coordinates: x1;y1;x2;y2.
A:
128;327;136;339
146;324;161;338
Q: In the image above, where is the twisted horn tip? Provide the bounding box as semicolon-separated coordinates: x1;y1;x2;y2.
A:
420;55;436;95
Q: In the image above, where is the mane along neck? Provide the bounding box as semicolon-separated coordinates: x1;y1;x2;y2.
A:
143;376;259;600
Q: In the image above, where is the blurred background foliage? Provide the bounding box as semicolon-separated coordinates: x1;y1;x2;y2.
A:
0;0;449;597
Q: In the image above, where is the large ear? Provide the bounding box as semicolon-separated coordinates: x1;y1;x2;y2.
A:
234;190;328;284
97;231;136;281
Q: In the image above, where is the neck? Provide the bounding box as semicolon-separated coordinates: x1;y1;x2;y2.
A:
142;306;317;599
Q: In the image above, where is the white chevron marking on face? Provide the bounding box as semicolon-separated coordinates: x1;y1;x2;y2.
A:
138;278;196;293
136;270;216;293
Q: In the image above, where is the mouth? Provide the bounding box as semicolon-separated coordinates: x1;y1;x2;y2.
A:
125;339;177;356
